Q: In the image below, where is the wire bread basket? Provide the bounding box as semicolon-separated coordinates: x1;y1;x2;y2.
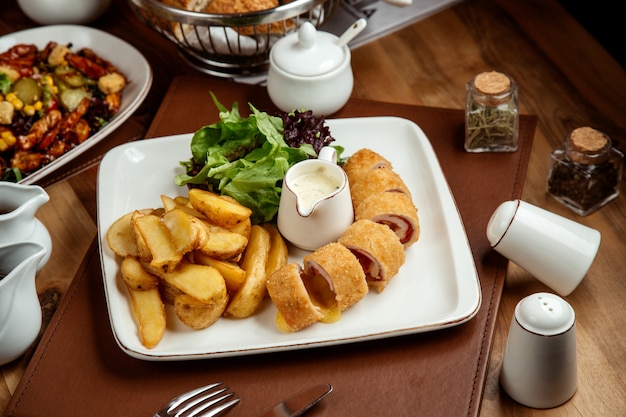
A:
128;0;342;77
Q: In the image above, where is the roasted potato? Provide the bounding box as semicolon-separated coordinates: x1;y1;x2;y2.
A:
158;278;184;305
145;259;226;305
224;225;271;319
188;188;252;228
194;251;246;292
106;189;294;346
197;223;249;260
131;210;153;262
263;223;289;278
160;194;178;212
227;217;251;241
174;291;229;330
126;285;166;349
106;209;153;257
174;196;190;206
161;207;206;254
133;214;182;272
120;255;159;290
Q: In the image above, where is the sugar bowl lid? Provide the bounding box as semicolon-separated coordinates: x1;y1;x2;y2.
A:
271;22;346;77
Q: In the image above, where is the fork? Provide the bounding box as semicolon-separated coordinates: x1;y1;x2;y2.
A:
154;382;241;417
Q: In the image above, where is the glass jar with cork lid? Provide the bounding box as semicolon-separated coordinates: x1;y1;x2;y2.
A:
465;71;519;152
547;127;623;216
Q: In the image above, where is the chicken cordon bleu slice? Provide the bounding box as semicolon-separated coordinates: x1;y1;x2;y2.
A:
267;243;368;332
343;148;393;186
355;191;420;248
302;242;368;313
338;219;406;293
266;263;324;332
350;167;412;211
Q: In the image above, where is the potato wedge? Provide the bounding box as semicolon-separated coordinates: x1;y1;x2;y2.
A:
160;194;178;212
161;208;206;254
134;214;182;272
197;223;249;260
120;255;159;290
145;259;225;304
174;291;228;330
131;210;153;262
227;217;251;241
188;188;252;228
158;278;183;305
174;196;190;206
106;209;152;258
106;212;137;258
126;285;166;349
163;201;208;220
224;225;271;319
194;251;246;292
263;223;289;278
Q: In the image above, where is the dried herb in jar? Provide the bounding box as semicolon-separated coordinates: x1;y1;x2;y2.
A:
465;71;519;152
547;127;623;216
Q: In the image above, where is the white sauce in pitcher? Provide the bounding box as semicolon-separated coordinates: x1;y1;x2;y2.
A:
291;167;342;214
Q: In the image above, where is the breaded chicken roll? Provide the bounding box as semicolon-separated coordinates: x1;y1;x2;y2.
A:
350;167;411;211
343;148;393;186
303;242;368;312
267;263;323;332
338;219;406;293
355;191;420;248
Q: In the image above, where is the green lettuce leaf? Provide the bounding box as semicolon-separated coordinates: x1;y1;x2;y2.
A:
175;93;310;224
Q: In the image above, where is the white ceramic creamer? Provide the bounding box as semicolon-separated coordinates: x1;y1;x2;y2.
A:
277;147;353;251
0;241;47;365
0;182;52;271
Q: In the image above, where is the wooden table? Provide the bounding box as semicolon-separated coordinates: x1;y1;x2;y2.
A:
2;0;625;415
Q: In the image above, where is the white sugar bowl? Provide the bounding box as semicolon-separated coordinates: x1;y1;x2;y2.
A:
267;20;365;116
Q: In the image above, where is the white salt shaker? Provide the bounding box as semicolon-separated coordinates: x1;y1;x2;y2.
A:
486;199;600;296
500;292;577;408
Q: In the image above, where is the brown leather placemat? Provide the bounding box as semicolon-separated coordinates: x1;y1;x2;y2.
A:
4;77;535;417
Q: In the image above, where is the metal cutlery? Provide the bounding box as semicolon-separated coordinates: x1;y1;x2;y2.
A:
154;382;240;417
257;383;333;417
154;383;332;417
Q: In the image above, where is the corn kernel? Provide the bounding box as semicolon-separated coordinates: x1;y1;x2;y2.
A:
5;92;17;102
11;99;23;111
1;131;16;146
34;101;43;111
0;140;8;152
23;105;35;116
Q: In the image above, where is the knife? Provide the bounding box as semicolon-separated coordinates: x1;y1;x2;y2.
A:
257;383;333;417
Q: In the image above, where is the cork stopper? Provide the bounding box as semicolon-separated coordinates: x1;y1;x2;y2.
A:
566;127;611;164
469;71;514;107
474;71;511;95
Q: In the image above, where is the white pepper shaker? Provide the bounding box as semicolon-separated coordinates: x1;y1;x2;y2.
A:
500;292;577;408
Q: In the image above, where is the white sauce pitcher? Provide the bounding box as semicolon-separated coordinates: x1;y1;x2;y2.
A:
277;147;354;251
0;241;47;365
0;182;52;271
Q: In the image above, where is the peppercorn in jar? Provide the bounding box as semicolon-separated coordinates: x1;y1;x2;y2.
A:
465;71;519;152
547;127;623;216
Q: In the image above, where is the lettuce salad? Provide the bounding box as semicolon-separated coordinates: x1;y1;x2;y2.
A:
175;94;340;224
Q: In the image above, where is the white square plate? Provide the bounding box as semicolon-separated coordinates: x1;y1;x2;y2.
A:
0;25;152;184
97;116;481;361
